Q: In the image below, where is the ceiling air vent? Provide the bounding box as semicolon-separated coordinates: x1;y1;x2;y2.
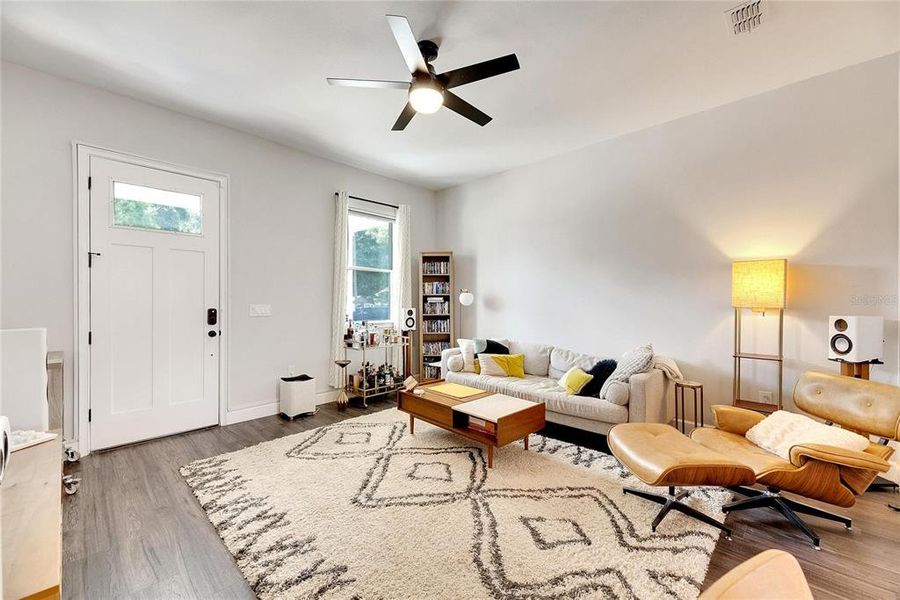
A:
725;0;767;35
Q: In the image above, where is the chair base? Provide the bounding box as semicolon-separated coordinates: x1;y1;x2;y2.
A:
723;486;852;550
624;485;733;539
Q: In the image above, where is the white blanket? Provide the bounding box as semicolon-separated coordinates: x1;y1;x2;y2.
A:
746;410;870;461
652;355;684;381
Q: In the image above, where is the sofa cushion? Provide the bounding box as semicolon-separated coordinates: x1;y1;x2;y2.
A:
445;371;561;400
604;380;630;406
600;343;654;398
541;391;629;424
508;341;553;376
445;371;628;424
549;347;603;380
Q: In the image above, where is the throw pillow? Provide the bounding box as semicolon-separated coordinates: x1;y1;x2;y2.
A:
600;344;654;398
577;359;618;397
457;338;510;372
447;354;464;373
559;367;594;395
604;380;630;406
479;353;525;378
746;410;870;461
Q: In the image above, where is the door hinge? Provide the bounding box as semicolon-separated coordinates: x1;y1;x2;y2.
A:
88;409;92;422
87;176;92;190
88;331;92;345
88;252;101;268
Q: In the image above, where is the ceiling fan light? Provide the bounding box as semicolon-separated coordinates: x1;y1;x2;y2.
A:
409;85;443;114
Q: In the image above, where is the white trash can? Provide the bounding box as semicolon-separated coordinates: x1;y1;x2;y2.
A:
279;374;316;418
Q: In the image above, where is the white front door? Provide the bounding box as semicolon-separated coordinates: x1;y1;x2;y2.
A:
89;157;220;450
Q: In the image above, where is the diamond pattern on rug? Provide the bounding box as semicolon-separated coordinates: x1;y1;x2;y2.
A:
521;516;591;550
354;447;486;508
407;461;453;482
285;421;403;460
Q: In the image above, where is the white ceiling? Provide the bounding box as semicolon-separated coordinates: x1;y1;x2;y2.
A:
2;1;898;190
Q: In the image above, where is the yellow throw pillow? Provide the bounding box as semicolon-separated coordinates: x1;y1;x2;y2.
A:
478;353;526;378
559;367;594;394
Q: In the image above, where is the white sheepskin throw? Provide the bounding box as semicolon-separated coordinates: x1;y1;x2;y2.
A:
746;410;870;461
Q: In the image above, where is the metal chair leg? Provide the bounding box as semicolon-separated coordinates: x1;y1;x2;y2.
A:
774;498;821;549
782;497;852;529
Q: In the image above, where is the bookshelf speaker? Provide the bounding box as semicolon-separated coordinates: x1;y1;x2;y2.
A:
828;315;883;363
402;307;417;331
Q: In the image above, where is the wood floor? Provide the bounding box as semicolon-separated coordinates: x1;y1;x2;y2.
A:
63;399;900;599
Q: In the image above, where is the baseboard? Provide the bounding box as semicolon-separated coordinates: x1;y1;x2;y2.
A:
223;389;340;425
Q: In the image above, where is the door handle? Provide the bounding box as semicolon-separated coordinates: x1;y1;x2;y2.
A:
208;330;218;338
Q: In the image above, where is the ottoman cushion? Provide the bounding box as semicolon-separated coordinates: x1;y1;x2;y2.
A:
609;423;755;488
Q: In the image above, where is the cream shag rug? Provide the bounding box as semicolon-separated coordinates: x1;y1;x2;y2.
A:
181;409;730;599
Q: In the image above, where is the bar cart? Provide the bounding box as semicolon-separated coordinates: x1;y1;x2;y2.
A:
342;337;410;408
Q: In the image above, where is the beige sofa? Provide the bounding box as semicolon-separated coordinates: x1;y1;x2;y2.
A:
440;340;668;434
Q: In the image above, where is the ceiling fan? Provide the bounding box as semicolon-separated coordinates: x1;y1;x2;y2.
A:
327;15;520;131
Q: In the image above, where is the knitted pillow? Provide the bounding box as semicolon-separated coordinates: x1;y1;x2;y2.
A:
600;344;654;398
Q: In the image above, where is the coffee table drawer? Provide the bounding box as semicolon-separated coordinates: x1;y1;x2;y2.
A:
399;393;454;428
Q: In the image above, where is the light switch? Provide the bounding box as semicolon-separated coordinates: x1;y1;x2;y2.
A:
249;304;272;317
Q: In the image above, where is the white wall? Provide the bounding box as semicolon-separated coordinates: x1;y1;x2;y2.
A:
0;62;437;438
437;54;900;421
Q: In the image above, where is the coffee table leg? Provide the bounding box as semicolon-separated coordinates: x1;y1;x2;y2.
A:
524;434;529;450
409;414;415;435
487;445;493;469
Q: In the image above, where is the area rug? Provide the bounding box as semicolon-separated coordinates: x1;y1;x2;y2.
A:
181;409;730;599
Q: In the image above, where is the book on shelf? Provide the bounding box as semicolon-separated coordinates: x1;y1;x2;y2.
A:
423;261;450;275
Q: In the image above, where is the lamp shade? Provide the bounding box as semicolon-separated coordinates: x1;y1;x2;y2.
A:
732;259;787;309
459;289;474;306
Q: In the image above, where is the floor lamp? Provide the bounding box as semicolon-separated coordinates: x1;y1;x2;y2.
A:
458;289;474;338
732;259;787;414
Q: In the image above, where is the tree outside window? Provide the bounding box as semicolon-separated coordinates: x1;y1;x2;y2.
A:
347;212;394;322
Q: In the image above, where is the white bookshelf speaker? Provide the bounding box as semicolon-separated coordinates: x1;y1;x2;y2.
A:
401;307;417;331
828;316;884;363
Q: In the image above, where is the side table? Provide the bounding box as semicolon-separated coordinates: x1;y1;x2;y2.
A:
674;380;704;433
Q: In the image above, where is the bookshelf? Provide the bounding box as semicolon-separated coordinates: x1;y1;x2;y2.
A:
419;251;454;379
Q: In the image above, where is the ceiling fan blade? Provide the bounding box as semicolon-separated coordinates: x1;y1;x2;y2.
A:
327;78;410;90
439;54;520;89
391;102;416;131
386;15;428;74
442;91;492;126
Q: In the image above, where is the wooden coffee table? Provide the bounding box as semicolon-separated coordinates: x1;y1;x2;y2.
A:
397;381;545;468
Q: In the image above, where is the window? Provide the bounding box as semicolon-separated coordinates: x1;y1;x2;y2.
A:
347;210;395;322
112;181;202;234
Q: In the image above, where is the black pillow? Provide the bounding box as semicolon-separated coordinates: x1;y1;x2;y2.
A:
577;359;618;397
484;339;509;355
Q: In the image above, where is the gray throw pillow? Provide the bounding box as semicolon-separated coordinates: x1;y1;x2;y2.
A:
600;344;654;398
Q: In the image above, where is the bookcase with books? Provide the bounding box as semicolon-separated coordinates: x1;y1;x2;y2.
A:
419;251;454;379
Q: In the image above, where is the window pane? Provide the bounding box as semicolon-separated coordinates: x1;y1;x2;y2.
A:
113;181;202;234
350;270;391;321
349;212;392;269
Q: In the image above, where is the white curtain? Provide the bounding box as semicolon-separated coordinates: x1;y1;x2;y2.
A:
396;205;412;318
329;191;349;388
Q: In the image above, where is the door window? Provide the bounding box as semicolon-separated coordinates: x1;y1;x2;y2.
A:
112;181;202;234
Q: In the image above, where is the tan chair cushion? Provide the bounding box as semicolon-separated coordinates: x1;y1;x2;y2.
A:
700;550;813;600
609;423;755;487
691;427;796;479
794;371;900;440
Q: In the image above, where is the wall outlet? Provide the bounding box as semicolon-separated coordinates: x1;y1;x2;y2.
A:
249;304;272;317
758;390;773;404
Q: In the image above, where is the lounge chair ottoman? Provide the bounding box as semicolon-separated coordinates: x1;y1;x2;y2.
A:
609;423;756;538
